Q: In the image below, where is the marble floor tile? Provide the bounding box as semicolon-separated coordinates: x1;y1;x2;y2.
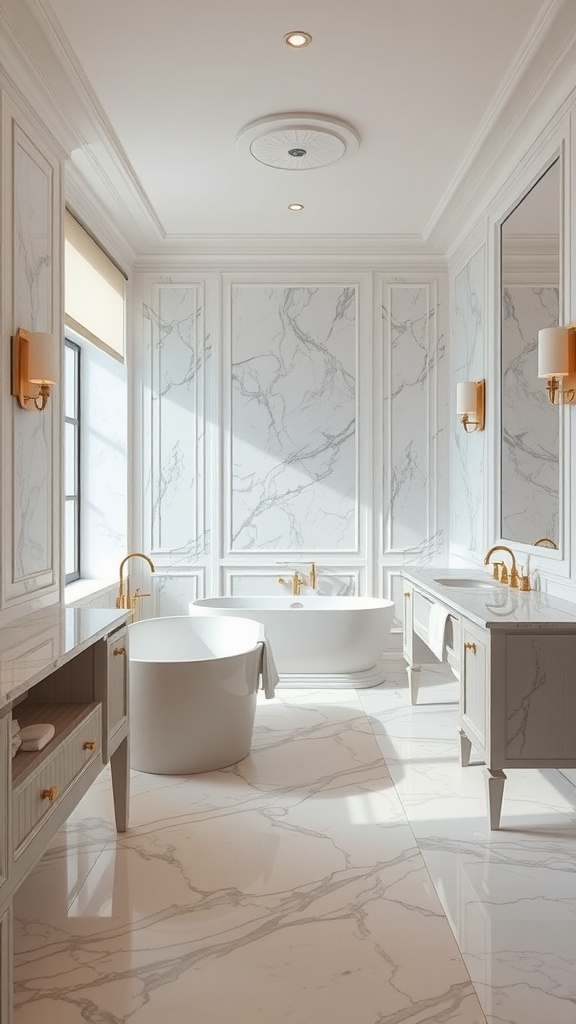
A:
13;690;486;1024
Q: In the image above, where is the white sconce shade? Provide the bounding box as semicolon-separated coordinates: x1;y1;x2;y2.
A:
537;327;571;377
27;332;59;384
537;325;576;404
11;328;59;411
456;380;485;432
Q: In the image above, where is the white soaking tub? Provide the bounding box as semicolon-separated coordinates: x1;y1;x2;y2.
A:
128;615;276;774
192;596;394;688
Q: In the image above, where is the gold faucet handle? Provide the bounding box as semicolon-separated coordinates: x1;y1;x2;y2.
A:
499;563;509;584
519;572;531;591
509;565;519;589
491;561;502;580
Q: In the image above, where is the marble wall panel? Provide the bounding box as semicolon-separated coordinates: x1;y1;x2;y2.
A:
452;248;485;556
382;282;443;558
12;128;54;583
229;286;357;553
501;285;559;544
151;572;200;617
143;284;209;564
227;570;357;597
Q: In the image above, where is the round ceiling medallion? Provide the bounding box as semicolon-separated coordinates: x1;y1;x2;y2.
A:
237;114;360;170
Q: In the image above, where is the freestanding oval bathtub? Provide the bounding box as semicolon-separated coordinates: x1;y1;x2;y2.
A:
192;596;394;688
128;615;269;774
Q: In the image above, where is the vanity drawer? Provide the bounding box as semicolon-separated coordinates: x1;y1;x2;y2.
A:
12;704;101;855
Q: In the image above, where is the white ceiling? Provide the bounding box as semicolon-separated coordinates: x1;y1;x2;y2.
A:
40;0;557;246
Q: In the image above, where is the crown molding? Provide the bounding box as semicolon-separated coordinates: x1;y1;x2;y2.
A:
65;164;137;275
426;0;576;255
133;240;448;273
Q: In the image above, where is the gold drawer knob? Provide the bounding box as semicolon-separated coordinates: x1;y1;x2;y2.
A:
83;740;97;751
404;591;411;598
41;786;59;802
464;641;477;654
113;646;126;656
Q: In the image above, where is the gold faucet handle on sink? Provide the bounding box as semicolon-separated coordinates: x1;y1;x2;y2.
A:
491;561;503;580
499;563;509;584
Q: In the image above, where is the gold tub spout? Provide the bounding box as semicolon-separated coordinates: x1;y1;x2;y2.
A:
116;552;156;610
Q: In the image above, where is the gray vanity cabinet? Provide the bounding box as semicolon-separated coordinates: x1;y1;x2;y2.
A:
0;607;130;1023
403;568;576;830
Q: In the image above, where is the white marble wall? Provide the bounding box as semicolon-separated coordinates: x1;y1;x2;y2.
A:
228;286;357;552
1;107;61;620
452;248;486;557
501;285;559;544
382;282;444;557
142;282;209;564
139;271;446;637
12;133;54;582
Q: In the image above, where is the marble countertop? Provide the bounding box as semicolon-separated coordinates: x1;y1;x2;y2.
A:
0;605;130;710
403;567;576;630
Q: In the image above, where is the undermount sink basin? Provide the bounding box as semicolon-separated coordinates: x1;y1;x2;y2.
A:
434;577;496;590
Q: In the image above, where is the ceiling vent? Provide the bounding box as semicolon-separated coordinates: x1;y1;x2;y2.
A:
237;114;360;170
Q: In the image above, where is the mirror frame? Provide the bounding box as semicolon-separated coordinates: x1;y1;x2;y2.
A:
490;135;571;579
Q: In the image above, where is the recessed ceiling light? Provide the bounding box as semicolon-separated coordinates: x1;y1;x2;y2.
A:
288;204;304;211
284;31;312;48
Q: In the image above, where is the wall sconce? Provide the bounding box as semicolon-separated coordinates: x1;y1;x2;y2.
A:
11;328;58;411
537;325;576;404
456;380;485;432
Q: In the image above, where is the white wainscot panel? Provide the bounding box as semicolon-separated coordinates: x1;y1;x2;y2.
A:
453;248;485;555
152;572;202;617
229;286;357;553
501;285;559;543
382;569;405;633
12;129;54;584
382;283;441;555
225;569;358;597
144;284;209;563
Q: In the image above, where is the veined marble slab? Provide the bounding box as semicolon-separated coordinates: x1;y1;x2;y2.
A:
0;606;129;709
403;568;576;629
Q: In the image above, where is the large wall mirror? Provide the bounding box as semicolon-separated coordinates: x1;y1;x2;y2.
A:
500;158;560;548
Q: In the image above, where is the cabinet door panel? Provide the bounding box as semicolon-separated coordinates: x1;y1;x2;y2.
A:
461;625;487;754
505;635;576;760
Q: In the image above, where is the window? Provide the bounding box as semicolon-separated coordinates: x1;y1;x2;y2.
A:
65;339;81;582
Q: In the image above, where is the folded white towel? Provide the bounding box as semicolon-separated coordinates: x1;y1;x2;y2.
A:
19;723;55;752
428;603;450;661
12;735;22;757
11;718;20;737
259;639;279;699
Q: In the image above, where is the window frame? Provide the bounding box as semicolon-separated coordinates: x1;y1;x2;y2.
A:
64;337;81;583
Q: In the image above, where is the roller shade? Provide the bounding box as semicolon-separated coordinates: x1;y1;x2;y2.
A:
65;211;126;362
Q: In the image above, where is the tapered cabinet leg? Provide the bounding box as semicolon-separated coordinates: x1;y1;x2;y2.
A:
459;729;472;768
110;736;129;833
407;666;420;705
485;768;506;830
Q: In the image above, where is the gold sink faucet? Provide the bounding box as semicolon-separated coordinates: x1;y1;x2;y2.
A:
309;562;317;589
483;545;518;588
116;552;156;610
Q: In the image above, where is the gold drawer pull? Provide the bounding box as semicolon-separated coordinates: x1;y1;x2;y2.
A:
83;740;97;751
113;646;126;657
41;786;59;802
464;641;477;654
404;591;411;598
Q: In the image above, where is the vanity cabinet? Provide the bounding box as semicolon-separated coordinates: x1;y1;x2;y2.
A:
403;569;576;830
0;607;130;1023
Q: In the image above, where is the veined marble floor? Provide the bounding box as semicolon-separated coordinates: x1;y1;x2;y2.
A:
13;664;576;1024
